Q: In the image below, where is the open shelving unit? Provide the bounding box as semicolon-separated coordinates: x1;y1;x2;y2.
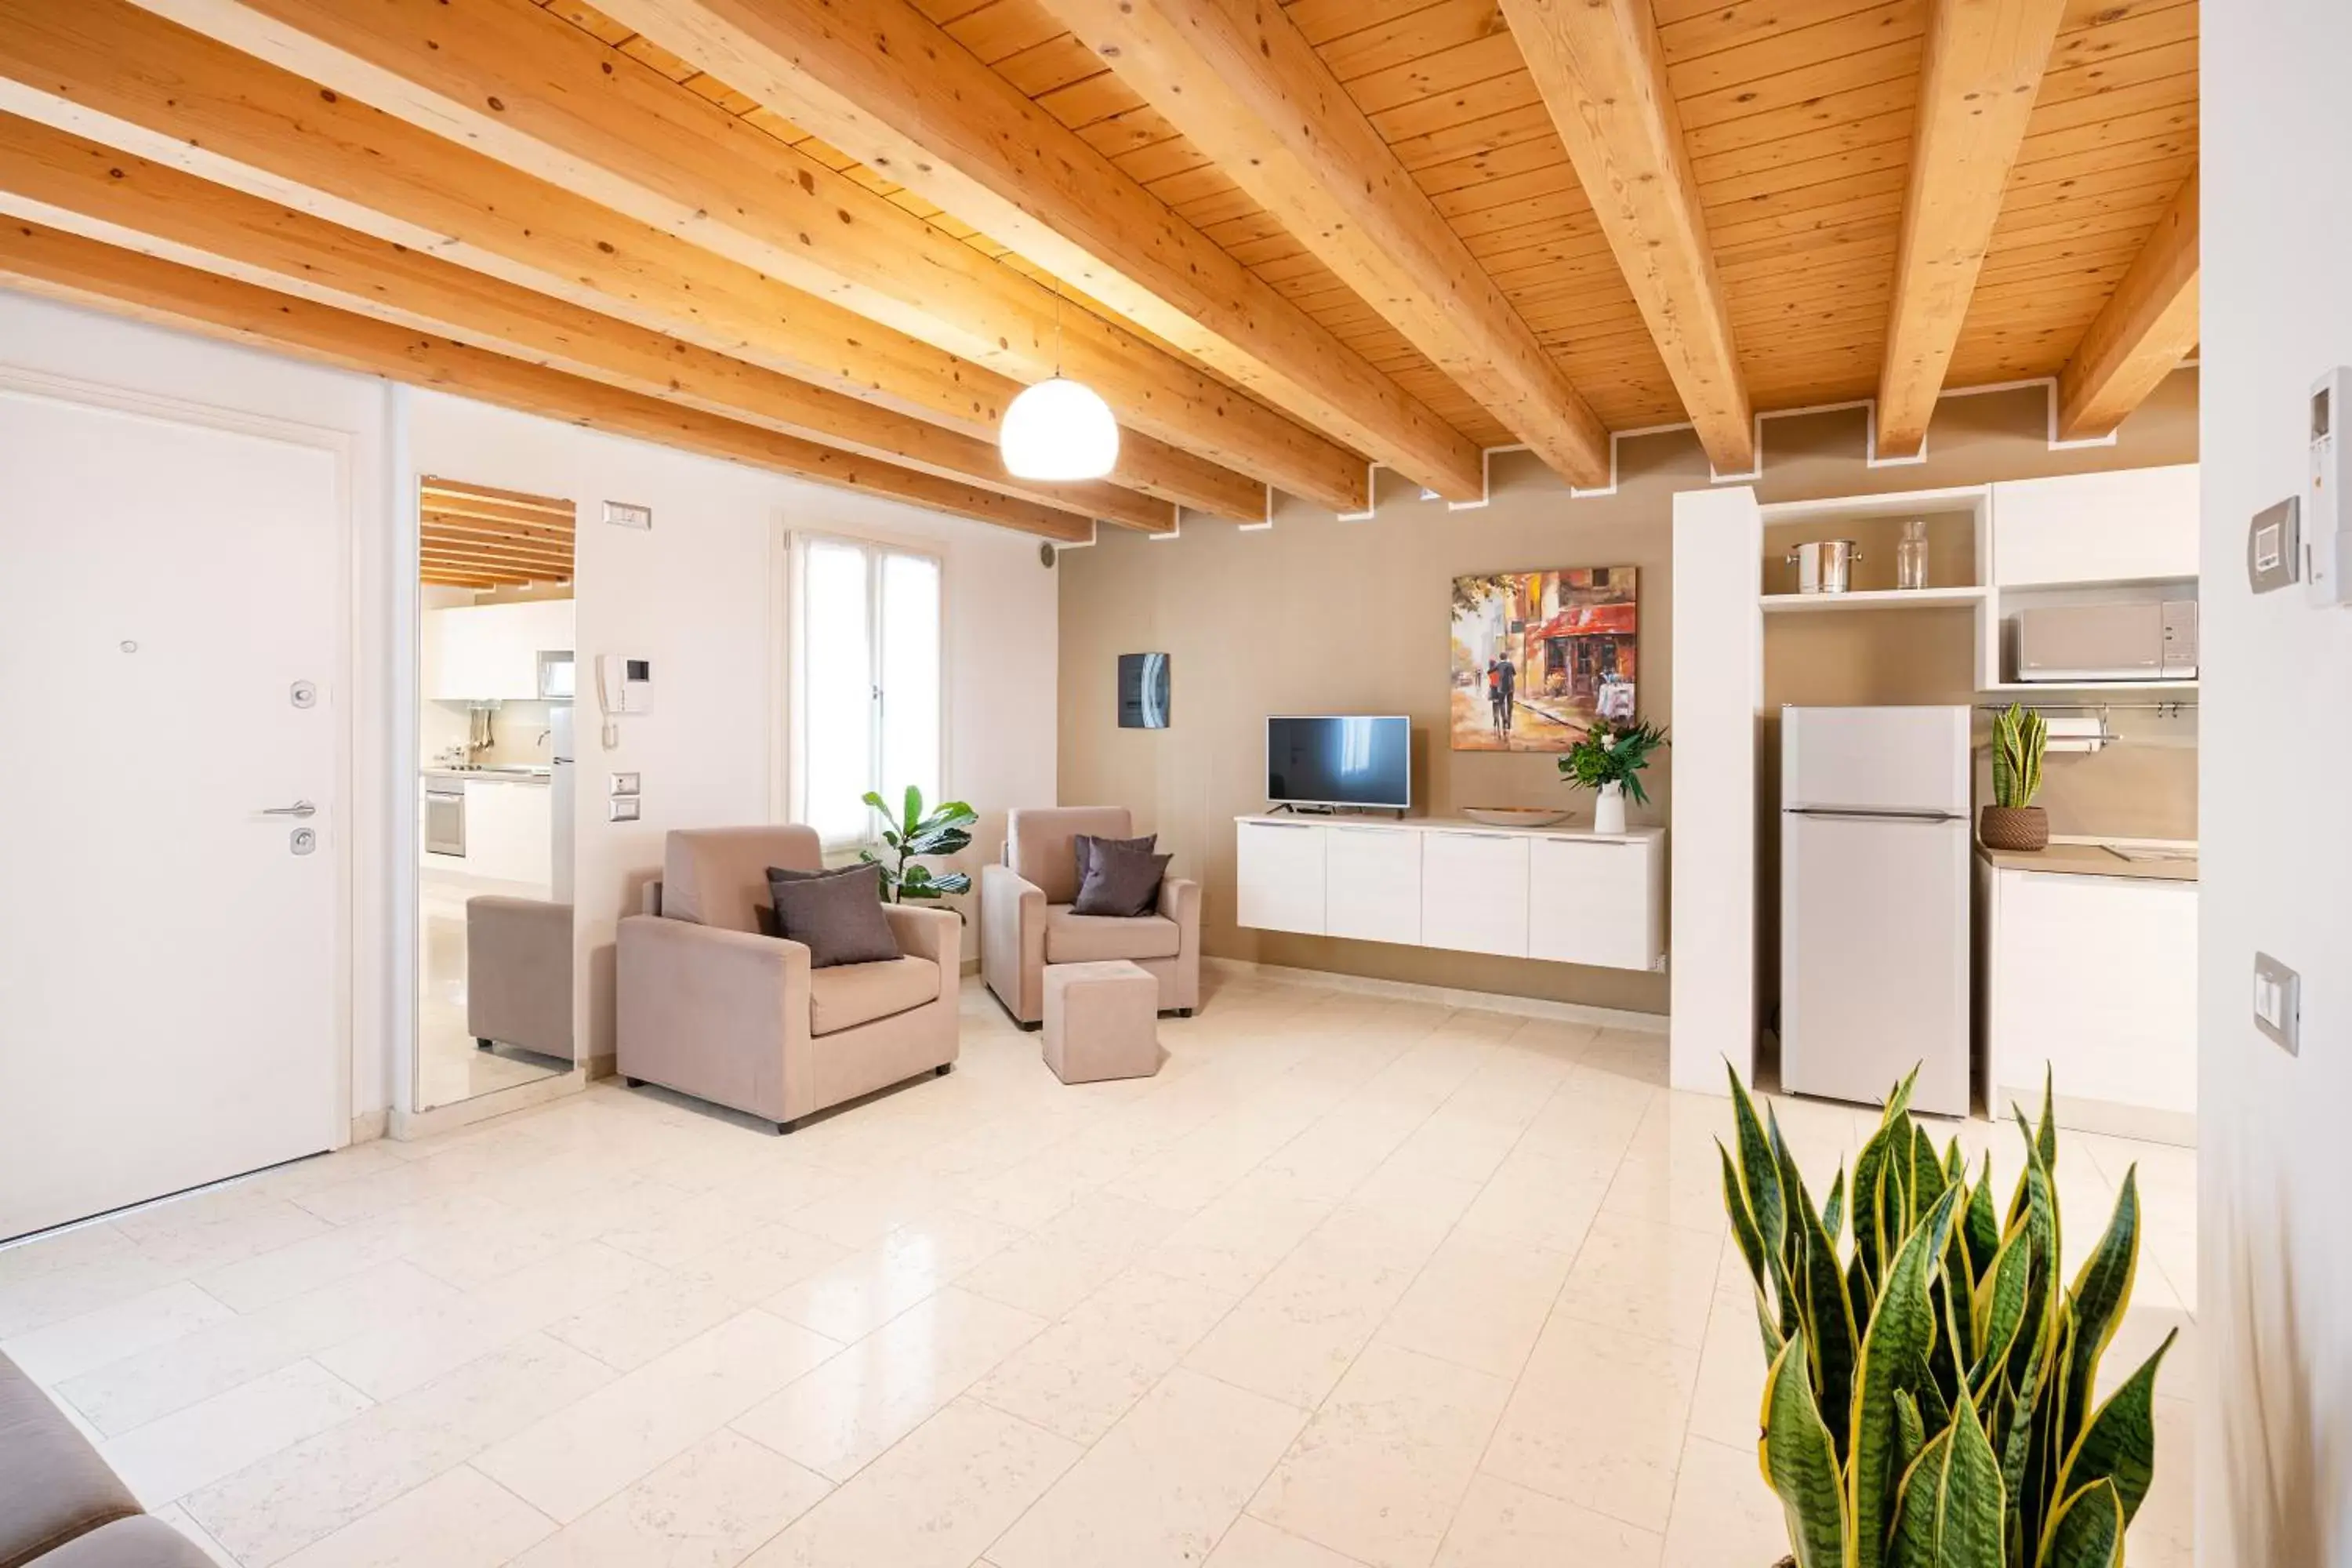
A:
1761;586;1991;613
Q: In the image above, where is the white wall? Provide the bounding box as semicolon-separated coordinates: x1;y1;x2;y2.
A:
408;391;1058;1070
2200;6;2352;1561
0;289;402;1131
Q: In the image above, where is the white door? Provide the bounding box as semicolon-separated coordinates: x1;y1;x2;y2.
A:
1325;824;1421;946
1780;813;1971;1117
1421;829;1531;957
0;392;343;1240
1236;820;1326;935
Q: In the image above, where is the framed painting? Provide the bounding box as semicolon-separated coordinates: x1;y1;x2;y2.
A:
1450;567;1639;752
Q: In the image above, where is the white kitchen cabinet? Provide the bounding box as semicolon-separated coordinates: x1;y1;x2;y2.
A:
463;778;554;886
1236;818;1327;935
1528;835;1664;970
1990;465;2199;586
1984;865;2197;1144
1420;829;1531;957
1324;823;1421;946
425;600;575;701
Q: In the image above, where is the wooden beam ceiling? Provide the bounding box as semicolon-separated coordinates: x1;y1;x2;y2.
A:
1877;0;2071;459
594;0;1497;499
2056;162;2199;441
0;0;1254;518
1501;0;1754;474
0;220;1098;541
1033;0;1610;488
0;111;1172;532
121;0;1350;518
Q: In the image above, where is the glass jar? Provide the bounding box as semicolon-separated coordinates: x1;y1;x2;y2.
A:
1896;518;1930;590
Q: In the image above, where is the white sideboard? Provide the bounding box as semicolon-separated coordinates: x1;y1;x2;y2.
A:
1236;816;1665;971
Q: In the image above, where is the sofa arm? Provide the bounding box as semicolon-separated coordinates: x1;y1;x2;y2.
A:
883;902;961;999
1157;877;1202;1014
980;861;1047;1024
616;914;809;1122
466;896;575;1059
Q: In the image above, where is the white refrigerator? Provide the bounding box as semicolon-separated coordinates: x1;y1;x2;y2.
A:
1780;706;1973;1117
549;702;575;906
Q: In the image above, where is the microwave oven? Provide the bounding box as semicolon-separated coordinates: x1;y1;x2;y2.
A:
2015;601;2197;682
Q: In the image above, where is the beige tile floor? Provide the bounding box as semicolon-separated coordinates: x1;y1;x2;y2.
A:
0;972;2198;1568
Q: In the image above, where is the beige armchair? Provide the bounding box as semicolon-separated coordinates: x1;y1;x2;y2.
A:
466;895;575;1063
981;807;1200;1029
616;826;960;1134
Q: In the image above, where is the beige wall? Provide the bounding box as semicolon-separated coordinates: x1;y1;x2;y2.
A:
1058;368;2199;1015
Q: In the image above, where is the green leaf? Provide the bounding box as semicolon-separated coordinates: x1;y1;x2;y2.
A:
1785;1141;1860;1457
931;871;972;896
900;864;934;885
2060;1171;2140;1450
1969;1230;2032;1399
1728;1065;1789;1272
1761;1332;1849;1568
2034;1069;2059;1175
1824;1166;1848;1247
1888;1428;1950;1568
2038;1479;2123;1568
1890;1388;2004;1568
1895;1389;1926;1479
1962;1159;2000;1291
2057;1328;2175;1528
1850;1186;1962;1568
1722;1142;1770;1295
902;784;921;837
860;789;888;815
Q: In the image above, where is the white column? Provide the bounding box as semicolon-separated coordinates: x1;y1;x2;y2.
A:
1669;485;1763;1092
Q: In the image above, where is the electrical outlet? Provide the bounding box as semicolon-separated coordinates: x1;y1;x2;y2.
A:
608;772;641;797
608;797;641;823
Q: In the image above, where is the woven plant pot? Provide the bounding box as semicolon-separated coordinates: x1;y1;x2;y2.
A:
1980;804;2049;851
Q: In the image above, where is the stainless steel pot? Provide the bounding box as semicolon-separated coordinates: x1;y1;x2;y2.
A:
1788;539;1863;594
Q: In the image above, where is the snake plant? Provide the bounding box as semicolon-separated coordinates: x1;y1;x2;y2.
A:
1722;1067;2172;1568
1991;703;2047;810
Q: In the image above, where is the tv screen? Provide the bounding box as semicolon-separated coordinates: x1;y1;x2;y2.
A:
1267;716;1410;810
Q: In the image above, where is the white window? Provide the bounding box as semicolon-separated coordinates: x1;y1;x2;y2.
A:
792;535;944;848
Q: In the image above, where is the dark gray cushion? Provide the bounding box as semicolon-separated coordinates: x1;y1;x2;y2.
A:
764;862;900;969
1071;840;1171;919
757;862;862;938
0;1351;140;1568
1073;833;1155;887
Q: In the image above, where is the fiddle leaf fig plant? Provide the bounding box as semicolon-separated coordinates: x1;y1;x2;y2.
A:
1724;1065;2172;1568
858;786;976;905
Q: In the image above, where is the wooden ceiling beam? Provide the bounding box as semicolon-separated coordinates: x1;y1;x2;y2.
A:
419;481;575;520
0;112;1171;532
596;0;1490;501
0;0;1224;521
1876;0;2071;459
0;221;1098;543
421;546;575;575
421;514;576;546
1500;0;1753;474
2055;164;2198;441
1034;0;1609;488
119;0;1314;520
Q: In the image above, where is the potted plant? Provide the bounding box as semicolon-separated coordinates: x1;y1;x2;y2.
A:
1984;702;2049;851
858;786;977;906
1722;1067;2172;1568
1558;717;1664;833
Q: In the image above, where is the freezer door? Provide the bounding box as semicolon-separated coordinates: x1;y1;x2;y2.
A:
1782;706;1971;815
1780;811;1971;1117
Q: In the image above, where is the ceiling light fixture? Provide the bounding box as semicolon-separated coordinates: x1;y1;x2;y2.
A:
1001;281;1120;481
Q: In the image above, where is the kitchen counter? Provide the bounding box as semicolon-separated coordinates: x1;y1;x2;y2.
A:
424;765;551;783
1977;839;2196;882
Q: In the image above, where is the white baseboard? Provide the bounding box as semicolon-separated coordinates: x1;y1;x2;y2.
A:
1201;956;1667;1034
348;1109;389;1145
1993;1082;2195;1149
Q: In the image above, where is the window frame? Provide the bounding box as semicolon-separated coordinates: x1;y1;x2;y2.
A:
785;529;951;853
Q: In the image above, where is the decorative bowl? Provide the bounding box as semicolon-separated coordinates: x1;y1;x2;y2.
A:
1461;807;1572;828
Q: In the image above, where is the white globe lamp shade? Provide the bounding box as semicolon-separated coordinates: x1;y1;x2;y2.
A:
1000;376;1120;481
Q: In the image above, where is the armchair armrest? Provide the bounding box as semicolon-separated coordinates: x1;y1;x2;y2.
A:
980;861;1048;1024
883;903;962;1004
466;896;574;1060
1157;876;1203;1015
616;913;810;1122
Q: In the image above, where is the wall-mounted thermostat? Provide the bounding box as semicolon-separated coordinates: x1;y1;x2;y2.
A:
2307;367;2350;605
2249;497;2302;593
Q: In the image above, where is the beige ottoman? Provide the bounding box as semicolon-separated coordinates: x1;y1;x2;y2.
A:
1042;960;1163;1083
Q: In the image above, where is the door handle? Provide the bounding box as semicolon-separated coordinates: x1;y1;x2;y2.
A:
260;800;317;818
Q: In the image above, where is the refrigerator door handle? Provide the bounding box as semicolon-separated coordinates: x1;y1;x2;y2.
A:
1784;807;1967;823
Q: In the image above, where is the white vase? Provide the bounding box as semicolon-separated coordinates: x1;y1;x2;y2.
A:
1594;781;1627;834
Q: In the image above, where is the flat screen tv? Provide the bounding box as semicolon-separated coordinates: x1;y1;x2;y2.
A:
1266;716;1411;811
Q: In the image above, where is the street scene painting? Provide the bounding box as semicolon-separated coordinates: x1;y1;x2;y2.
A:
1449;568;1639;751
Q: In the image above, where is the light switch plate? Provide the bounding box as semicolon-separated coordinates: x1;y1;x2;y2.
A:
2249;497;2301;593
2253;952;2301;1054
608;771;641;797
608;797;641;822
604;499;652;530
